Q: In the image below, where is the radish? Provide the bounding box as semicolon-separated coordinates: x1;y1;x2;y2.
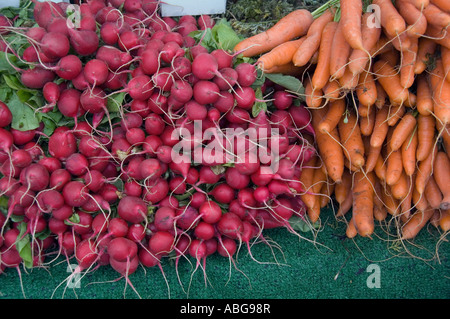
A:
20;163;50;192
117;195;148;224
21;67;56;89
83;59;109;86
210;183;235;204
68;28;99;56
217;212;244;240
0;101;12;127
48;126;77;160
235;62;257;87
62;181;89;208
198;200;222;224
148;231;175;256
40;31;70;60
193;80;220;105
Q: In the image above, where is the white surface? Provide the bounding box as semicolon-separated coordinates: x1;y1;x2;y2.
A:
160;0;226;17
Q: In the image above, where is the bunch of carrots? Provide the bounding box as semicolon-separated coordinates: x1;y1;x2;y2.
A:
234;0;450;240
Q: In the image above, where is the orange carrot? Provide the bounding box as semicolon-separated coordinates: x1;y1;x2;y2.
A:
340;0;364;50
312;21;339;90
374;82;387;109
390;170;410;200
414;37;438;74
423;3;450;29
433;151;450;210
386;148;403;186
430;0;450;12
234;9;314;57
425;23;450;50
312;108;345;183
257;37;306;71
338;66;359;91
387;104;406;126
347;13;382;76
408;0;430;10
352;171;376;237
317;99;346;134
373;60;410;105
396;0;428;38
416;74;434;115
416;114;436;161
400;36;418;89
307;197;321;223
381;183;400;215
439;209;450;232
338;111;365;169
356;69;378;107
305;77;324;108
320;181;334;208
264;62;306;75
329;20;352;80
370;106;389;148
357;103;371;118
299;155;318;209
440;46;450;83
401;127;418;176
429;59;450;125
374;153;387;182
401;207;435;240
373;0;406;38
292;9;335;67
424;175;443;209
322;79;341;101
389;113;417;151
415;146;437;195
338;183;354;216
360;105;376;136
373;179;388;221
366;144;382;173
334;169;352;205
345;216;358;238
400;176;414;219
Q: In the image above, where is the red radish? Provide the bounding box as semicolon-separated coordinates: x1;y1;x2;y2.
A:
235;62;257;87
210;183;235;204
213;68;238;90
65;153;89;176
68;28;99;56
0;101;12;128
20;67;56;89
140;48;160;75
20;163;50;192
273;90;293;110
108;217;129;237
40;31;70;59
100;22;120;45
171;80;193;103
194;221;215;240
96;45;132;71
198;200;222;224
217;237;237;258
49;169;71;191
48;126;77;160
117;195;148;224
225;167;250;190
75;239;99;269
107;237;138;262
62;181;89;208
43;82;60;108
36;189;64;212
148;231;175;256
193;80;220;105
83;59;109;86
52;204;73;221
211;49;233;69
198;15;215;30
217;212;244;240
80;87;107;113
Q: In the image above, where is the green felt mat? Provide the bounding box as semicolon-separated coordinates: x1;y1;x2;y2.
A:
0;208;449;299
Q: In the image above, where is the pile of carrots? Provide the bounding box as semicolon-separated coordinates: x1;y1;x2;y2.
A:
234;0;450;239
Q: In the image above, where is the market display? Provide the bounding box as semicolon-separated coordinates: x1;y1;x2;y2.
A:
0;0;448;298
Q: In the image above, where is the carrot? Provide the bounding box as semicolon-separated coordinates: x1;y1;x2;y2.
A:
264;62;306;75
360;105;376;136
381;183;400;215
400;36;418;89
373;60;410;106
390;171;410;200
347;13;382;76
433;151;450;210
338;66;359;91
401;127;418;176
387;104;406;126
414;37;438;75
423;3;450;29
312;21;339;90
416;114;436;161
337;184;353;217
320;180;334;208
396;0;428;38
329;20;352;80
374;153;387;182
311;108;345;183
379;49;400;67
322;79;341;101
386;29;412;52
334;169;352;205
424;175;443;209
304;77;324;108
401;207;435;240
370;106;389;148
233;9;314;57
439;209;450;232
292;8;335;67
373;0;406;38
386;149;403;186
340;0;364;50
400;176;414;219
352;171;376;237
430;0;450;12
373;179;388;221
415;146;437;195
389;113;417;151
338;110;365;169
317;98;346;134
366;144;382;173
307;197;321;223
299;155;318;209
425;23;450;50
408;0;430;10
257;37;306;71
345;216;358;238
428;59;450;125
357;103;370;118
374;82;387;109
440;46;450;83
356;69;378;107
369;35;394;57
416;74;434;115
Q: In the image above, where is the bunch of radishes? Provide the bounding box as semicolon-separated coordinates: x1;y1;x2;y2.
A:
0;0;317;293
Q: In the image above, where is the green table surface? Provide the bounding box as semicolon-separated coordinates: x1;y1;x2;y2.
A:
0;207;449;300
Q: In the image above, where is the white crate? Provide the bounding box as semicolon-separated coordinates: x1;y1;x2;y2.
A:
0;0;70;9
160;0;226;17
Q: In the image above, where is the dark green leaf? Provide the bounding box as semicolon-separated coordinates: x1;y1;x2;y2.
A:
265;73;305;95
211;18;243;51
107;91;126;113
7;93;40;131
252;87;267;117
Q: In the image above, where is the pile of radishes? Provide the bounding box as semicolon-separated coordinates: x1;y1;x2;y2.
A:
0;0;316;294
